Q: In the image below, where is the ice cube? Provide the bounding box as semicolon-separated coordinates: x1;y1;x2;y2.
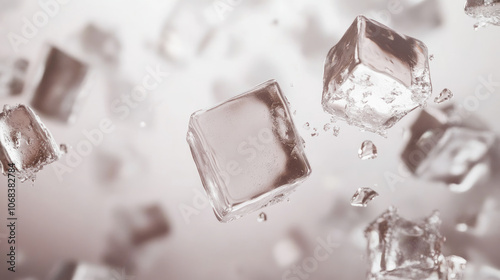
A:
114;205;170;246
350;187;378;207
322;16;432;135
273;229;307;267
401;104;495;192
0;58;29;96
48;261;123;280
434;88;453;104
31;46;89;123
80;24;121;64
465;0;500;29
358;140;378;160
445;255;467;280
364;207;447;280
187;80;311;222
0;105;61;182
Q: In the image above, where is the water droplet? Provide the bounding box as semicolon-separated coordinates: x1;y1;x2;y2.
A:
323;123;332;132
257;212;267;222
311;128;319;137
59;144;68;154
429;54;434;61
332;126;340;137
350;187;379;207
358;140;377;160
303;122;310;130
434;88;453;104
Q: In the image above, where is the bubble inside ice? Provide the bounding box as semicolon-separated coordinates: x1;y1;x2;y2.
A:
358;140;378;160
350;187;379;207
434;88;453;104
0;104;61;182
187;80;311;222
322;16;432;135
365;207;456;280
465;0;500;29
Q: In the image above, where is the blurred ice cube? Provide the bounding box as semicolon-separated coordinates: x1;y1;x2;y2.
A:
364;207;447;280
350;187;379;207
79;24;121;65
322;16;432;135
114;205;170;246
48;261;125;280
0;58;29;96
0;105;60;182
187;80;311;222
31;46;89;123
465;0;500;29
401;104;495;192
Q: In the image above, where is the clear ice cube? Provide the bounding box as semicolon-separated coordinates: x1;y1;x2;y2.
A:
322;16;432;135
401;104;495;192
0;105;61;181
350;187;379;207
358;140;378;160
364;207;447;280
31;46;89;123
434;88;453;104
465;0;500;28
187;80;311;222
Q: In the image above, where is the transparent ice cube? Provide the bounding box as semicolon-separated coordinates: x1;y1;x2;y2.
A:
351;187;379;207
401;104;495;192
358;140;378;160
465;0;500;29
0;105;61;182
187;80;311;222
364;207;446;280
322;16;432;135
31;46;89;123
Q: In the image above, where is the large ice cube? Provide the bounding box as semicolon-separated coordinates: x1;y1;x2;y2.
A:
187;80;311;222
31;46;89;123
0;105;60;181
401;104;495;192
465;0;500;28
322;16;432;135
364;207;447;280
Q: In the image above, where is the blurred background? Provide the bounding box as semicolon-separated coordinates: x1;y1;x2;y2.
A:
0;0;499;279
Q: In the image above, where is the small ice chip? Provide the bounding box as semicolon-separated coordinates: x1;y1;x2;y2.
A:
350;187;378;207
465;0;500;29
445;255;467;280
303;122;310;130
257;212;267;222
365;207;447;280
332;126;340;136
323;123;332;131
429;54;435;61
187;80;311;222
322;16;432;135
358;140;378;160
311;128;319;137
434;88;453;104
59;144;68;154
0;104;61;182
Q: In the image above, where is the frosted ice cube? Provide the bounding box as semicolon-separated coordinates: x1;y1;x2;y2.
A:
364;207;446;280
358;140;378;160
465;0;500;29
350;187;378;207
401;104;495;192
31;46;89;123
322;16;432;135
0;105;60;182
187;80;311;222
